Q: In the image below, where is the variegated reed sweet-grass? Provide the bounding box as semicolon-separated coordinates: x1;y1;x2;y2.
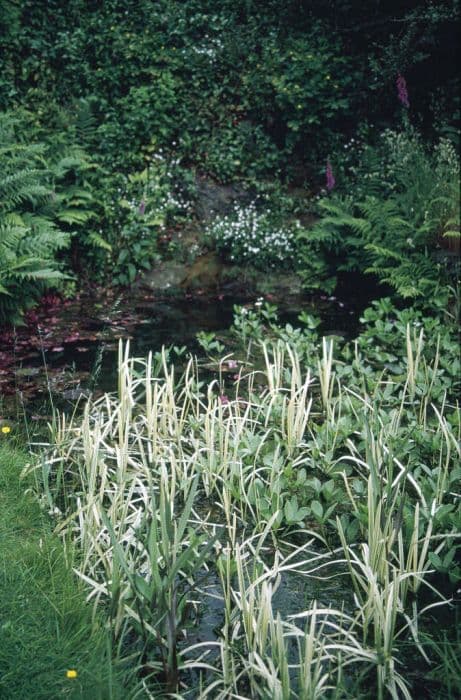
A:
106;477;217;693
317;336;336;418
219;547;382;700
27;334;459;698
312;338;458;699
262;342;314;457
333;407;455;698
209;534;359;700
335;531;452;700
26;342;319;680
201;507;415;700
337;382;459;594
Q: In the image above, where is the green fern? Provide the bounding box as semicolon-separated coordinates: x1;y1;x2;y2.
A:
0;112;72;323
365;243;435;298
72;97;99;147
47;150;111;255
298;192;456;299
298;127;460;300
87;232;112;251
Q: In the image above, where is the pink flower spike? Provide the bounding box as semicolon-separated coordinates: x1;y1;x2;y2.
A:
396;73;409;108
326;159;335;191
219;394;229;405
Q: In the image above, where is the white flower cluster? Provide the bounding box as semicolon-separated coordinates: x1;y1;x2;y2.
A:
434;138;459;179
183;33;224;62
144;150;193;219
207;202;299;270
112;151;192;235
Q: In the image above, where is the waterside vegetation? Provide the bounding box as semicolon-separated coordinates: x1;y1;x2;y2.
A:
0;0;459;322
22;299;461;698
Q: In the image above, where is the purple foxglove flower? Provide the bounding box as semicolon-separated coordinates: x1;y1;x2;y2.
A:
326;160;335;191
138;200;146;216
396;74;409;108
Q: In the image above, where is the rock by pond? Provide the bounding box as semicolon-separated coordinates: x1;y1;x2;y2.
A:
194;175;249;222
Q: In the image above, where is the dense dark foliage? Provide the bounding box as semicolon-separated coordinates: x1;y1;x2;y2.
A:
0;0;459;320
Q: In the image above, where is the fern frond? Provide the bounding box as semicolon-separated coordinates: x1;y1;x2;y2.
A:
51;154;95;178
87;232;112;251
56;209;95;225
365;243;403;262
73;97;99;146
0;171;51;208
0;112;75;321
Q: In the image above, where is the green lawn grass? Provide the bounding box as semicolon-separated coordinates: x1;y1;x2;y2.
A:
0;442;137;699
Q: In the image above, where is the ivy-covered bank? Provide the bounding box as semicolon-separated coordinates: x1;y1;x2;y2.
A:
0;0;459;322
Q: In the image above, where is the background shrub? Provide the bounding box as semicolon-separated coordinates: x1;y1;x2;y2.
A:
297;126;460;299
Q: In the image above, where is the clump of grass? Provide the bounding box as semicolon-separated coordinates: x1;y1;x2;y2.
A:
420;618;461;698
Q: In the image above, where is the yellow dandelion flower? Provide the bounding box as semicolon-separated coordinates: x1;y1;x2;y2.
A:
66;670;78;679
1;426;11;434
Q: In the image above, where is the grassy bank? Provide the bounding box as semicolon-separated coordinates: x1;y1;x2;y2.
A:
0;442;137;699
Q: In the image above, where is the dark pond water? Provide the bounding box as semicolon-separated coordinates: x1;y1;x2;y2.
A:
1;272;376;418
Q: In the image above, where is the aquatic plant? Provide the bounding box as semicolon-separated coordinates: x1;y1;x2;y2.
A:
28;305;460;696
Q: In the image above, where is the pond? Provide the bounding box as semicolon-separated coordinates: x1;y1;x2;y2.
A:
0;274;369;418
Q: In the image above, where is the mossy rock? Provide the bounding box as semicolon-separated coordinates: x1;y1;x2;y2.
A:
180;252;224;290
